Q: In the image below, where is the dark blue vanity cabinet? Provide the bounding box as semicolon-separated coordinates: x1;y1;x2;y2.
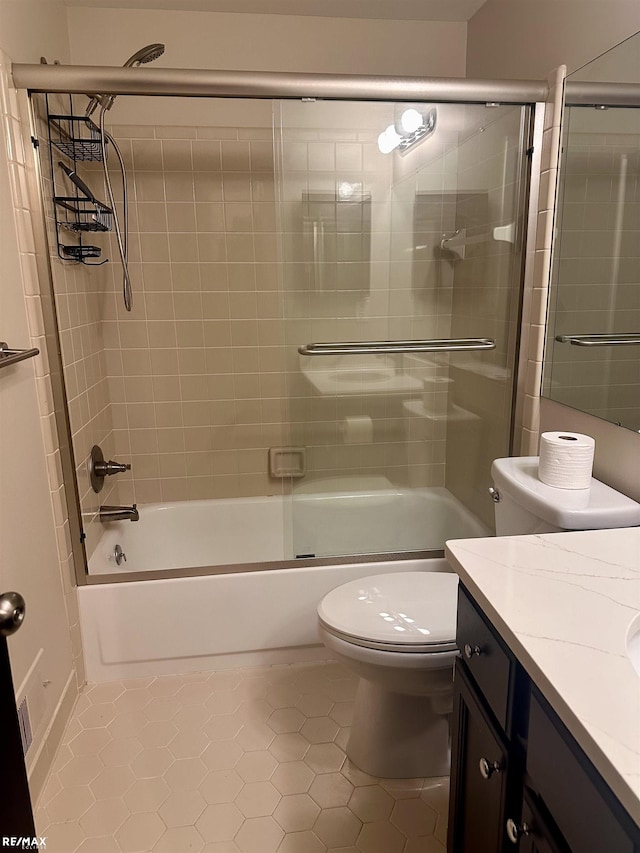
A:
447;585;640;853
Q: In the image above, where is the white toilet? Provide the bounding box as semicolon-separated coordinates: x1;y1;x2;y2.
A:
317;456;640;779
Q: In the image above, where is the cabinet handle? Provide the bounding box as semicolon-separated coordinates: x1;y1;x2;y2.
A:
479;757;502;779
464;643;482;659
506;818;531;844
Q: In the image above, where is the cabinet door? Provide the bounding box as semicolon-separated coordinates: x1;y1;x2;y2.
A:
514;790;569;853
448;662;509;853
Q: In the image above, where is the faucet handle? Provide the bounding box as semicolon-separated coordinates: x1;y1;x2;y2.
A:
90;444;132;493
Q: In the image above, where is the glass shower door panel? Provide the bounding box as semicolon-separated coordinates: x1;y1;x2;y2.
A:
277;101;528;559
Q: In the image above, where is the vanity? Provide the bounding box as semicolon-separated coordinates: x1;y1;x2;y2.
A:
445;527;640;852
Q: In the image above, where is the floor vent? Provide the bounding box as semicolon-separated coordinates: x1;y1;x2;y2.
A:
17;697;32;756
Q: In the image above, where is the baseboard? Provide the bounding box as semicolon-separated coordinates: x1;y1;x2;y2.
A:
28;669;78;806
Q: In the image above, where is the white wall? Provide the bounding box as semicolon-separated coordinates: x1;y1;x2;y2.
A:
66;6;467;77
0;0;77;800
0;0;70;63
466;0;640;79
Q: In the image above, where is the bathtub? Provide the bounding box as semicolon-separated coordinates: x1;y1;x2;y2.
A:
80;486;490;682
88;486;490;574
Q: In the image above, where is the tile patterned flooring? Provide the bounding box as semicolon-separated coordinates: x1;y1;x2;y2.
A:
36;661;449;853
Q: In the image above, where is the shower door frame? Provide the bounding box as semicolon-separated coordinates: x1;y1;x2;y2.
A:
17;66;547;587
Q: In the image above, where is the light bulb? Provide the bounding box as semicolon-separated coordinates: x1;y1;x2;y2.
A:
401;108;424;134
377;124;402;154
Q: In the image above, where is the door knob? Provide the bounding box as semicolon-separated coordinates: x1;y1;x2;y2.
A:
0;592;26;636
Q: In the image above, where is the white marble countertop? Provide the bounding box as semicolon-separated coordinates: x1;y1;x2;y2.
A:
445;527;640;825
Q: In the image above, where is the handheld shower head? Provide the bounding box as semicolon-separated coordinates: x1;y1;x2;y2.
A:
85;42;165;116
123;43;165;67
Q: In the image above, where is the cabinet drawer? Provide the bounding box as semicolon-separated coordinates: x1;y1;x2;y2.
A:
456;585;513;730
527;690;637;853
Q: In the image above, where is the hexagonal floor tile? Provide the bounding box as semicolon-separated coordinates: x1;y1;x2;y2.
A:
300;717;339;745
115;812;165;852
348;784;394;822
123;777;171;814
196;802;244;843
271;761;315;796
47;785;95;823
357;819;406;853
78;703;118;729
273;793;320;832
235;816;285;853
312;806;361;848
68;728;112;756
308;773;353;809
295;692;334;718
130;747;174;780
153;825;205;852
202;739;244;771
163;757;208;792
169;728;210;758
269;733;310;763
390;798;438;837
235;781;281;818
236;750;278;783
138;721;179;749
89;765;136;800
275;830;326;853
303;743;345;774
199;769;244;804
159;789;207;827
268;708;305;734
79;796;129;837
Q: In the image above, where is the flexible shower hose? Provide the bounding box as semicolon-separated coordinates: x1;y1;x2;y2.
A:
99;107;133;312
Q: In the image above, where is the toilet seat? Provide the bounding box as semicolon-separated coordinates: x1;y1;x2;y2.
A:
318;572;458;654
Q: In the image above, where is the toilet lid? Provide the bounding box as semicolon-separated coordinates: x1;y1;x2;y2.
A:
318;572;458;651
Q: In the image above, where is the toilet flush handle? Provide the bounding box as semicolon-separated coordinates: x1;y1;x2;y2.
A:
488;486;501;503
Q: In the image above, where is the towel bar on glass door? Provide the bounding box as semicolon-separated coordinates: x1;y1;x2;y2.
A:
555;333;640;347
0;342;40;370
298;338;496;355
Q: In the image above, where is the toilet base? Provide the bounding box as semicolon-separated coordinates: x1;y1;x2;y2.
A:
346;677;451;779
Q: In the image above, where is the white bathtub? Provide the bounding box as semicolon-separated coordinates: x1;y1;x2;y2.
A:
80;487;490;682
88;486;490;574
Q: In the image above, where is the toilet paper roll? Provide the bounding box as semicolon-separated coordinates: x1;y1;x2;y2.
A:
340;415;373;445
538;431;595;489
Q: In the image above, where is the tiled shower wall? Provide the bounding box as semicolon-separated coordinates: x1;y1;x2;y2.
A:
98;111;458;508
545;122;640;430
33;93;120;561
99;123;288;509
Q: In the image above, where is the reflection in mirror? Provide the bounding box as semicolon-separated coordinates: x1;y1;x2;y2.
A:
543;33;640;432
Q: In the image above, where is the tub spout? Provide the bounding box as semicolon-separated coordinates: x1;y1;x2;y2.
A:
100;504;139;522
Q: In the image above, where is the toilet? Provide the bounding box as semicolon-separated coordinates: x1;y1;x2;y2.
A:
317;456;640;778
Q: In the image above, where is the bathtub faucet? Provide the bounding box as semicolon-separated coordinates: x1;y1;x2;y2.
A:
99;504;139;523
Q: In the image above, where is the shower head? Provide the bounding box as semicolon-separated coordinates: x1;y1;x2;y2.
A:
85;43;166;116
123;43;165;67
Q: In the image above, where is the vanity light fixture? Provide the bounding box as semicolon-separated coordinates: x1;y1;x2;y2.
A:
377;106;437;155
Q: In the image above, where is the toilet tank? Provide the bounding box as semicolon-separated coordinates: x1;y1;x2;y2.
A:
491;457;640;536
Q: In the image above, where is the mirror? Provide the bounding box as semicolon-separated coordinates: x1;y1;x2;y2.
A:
543;32;640;432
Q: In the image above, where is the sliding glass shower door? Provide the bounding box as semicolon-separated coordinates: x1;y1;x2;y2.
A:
277;101;530;559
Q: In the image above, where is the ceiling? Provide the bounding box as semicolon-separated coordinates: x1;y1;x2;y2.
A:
62;0;489;22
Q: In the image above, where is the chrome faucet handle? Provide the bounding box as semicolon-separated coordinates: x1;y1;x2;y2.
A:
90;444;132;493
